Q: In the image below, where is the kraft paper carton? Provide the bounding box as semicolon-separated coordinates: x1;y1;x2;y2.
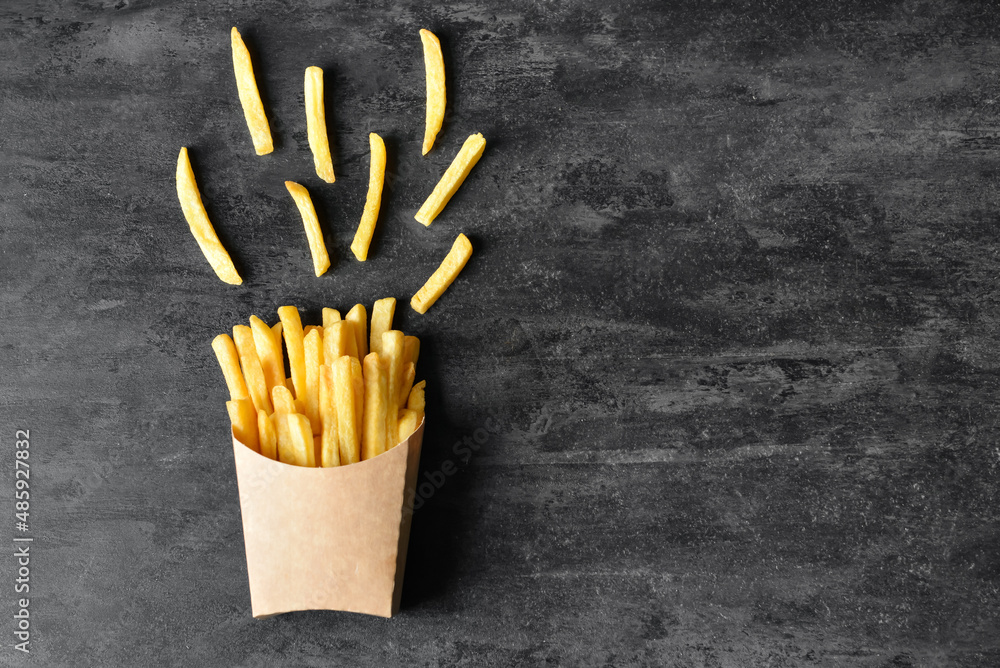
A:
231;420;424;618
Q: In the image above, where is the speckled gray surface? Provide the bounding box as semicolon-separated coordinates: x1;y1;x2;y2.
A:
2;1;1000;666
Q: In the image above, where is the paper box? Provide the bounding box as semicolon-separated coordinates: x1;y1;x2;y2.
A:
231;420;424;618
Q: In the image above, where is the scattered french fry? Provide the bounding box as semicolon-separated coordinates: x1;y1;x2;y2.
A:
278;306;306;400
334;356;361;465
319;364;340;467
303;328;324;434
285;181;331;277
257;409;277;460
271;384;296;414
227;399;259;452
382;330;404;447
346;304;368;359
176;147;243;285
414;133;486;226
270;322;283;346
407;380;426;414
250;315;285;396
276;412;315;467
420;29;446;155
397;408;420;444
233;325;272;414
411;233;473;313
304;65;336;183
230;27;273;156
370;297;396;357
350;133;386;261
212;334;250;401
362;353;389;460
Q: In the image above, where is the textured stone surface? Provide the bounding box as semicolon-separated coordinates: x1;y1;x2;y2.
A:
2;1;1000;665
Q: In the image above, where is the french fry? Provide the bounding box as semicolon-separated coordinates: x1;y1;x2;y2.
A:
414;133;486;226
397;408;420;444
420;29;445;155
230;27;273;156
304;66;336;183
304;325;322;335
233;325;272;413
346;304;368;359
351;357;364;442
382;330;405;447
407;379;426;414
250;315;285;396
227;399;259;452
350;133;386;261
271;384;296;414
176;147;242;285
276;412;315;467
322;308;341;329
303;328;324;434
398;361;416;409
212;334;249;401
333;356;361;464
271;321;283;341
370;297;396;357
404;335;420;369
257;409;277;460
284;181;331;277
278;306;306;400
325;320;358;361
362;353;389;460
319;364;340;467
411;233;473;313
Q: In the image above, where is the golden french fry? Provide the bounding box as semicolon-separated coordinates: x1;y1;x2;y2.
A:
212;334;249;401
346;303;368;359
249;315;285;395
362;353;389;460
176;147;242;285
319;364;340;467
411;233;473;313
382;330;404;448
304;66;335;183
271;321;283;341
227;399;259;452
233;325;272;413
304;325;322;335
322;308;341;330
420;29;445;155
370;297;396;357
325;320;358;361
350;133;386;261
397;408;420;444
276;412;315;467
351;356;364;440
257;409;277;460
414;133;485;226
230;27;273;156
294;398;306;415
303;328;324;434
407;379;426;414
285;378;295;394
404;335;420;369
398;361;416;409
271;384;296;414
284;181;331;277
278;306;306;400
333;356;361;464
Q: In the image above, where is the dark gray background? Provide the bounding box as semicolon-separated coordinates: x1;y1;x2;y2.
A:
2;0;999;666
